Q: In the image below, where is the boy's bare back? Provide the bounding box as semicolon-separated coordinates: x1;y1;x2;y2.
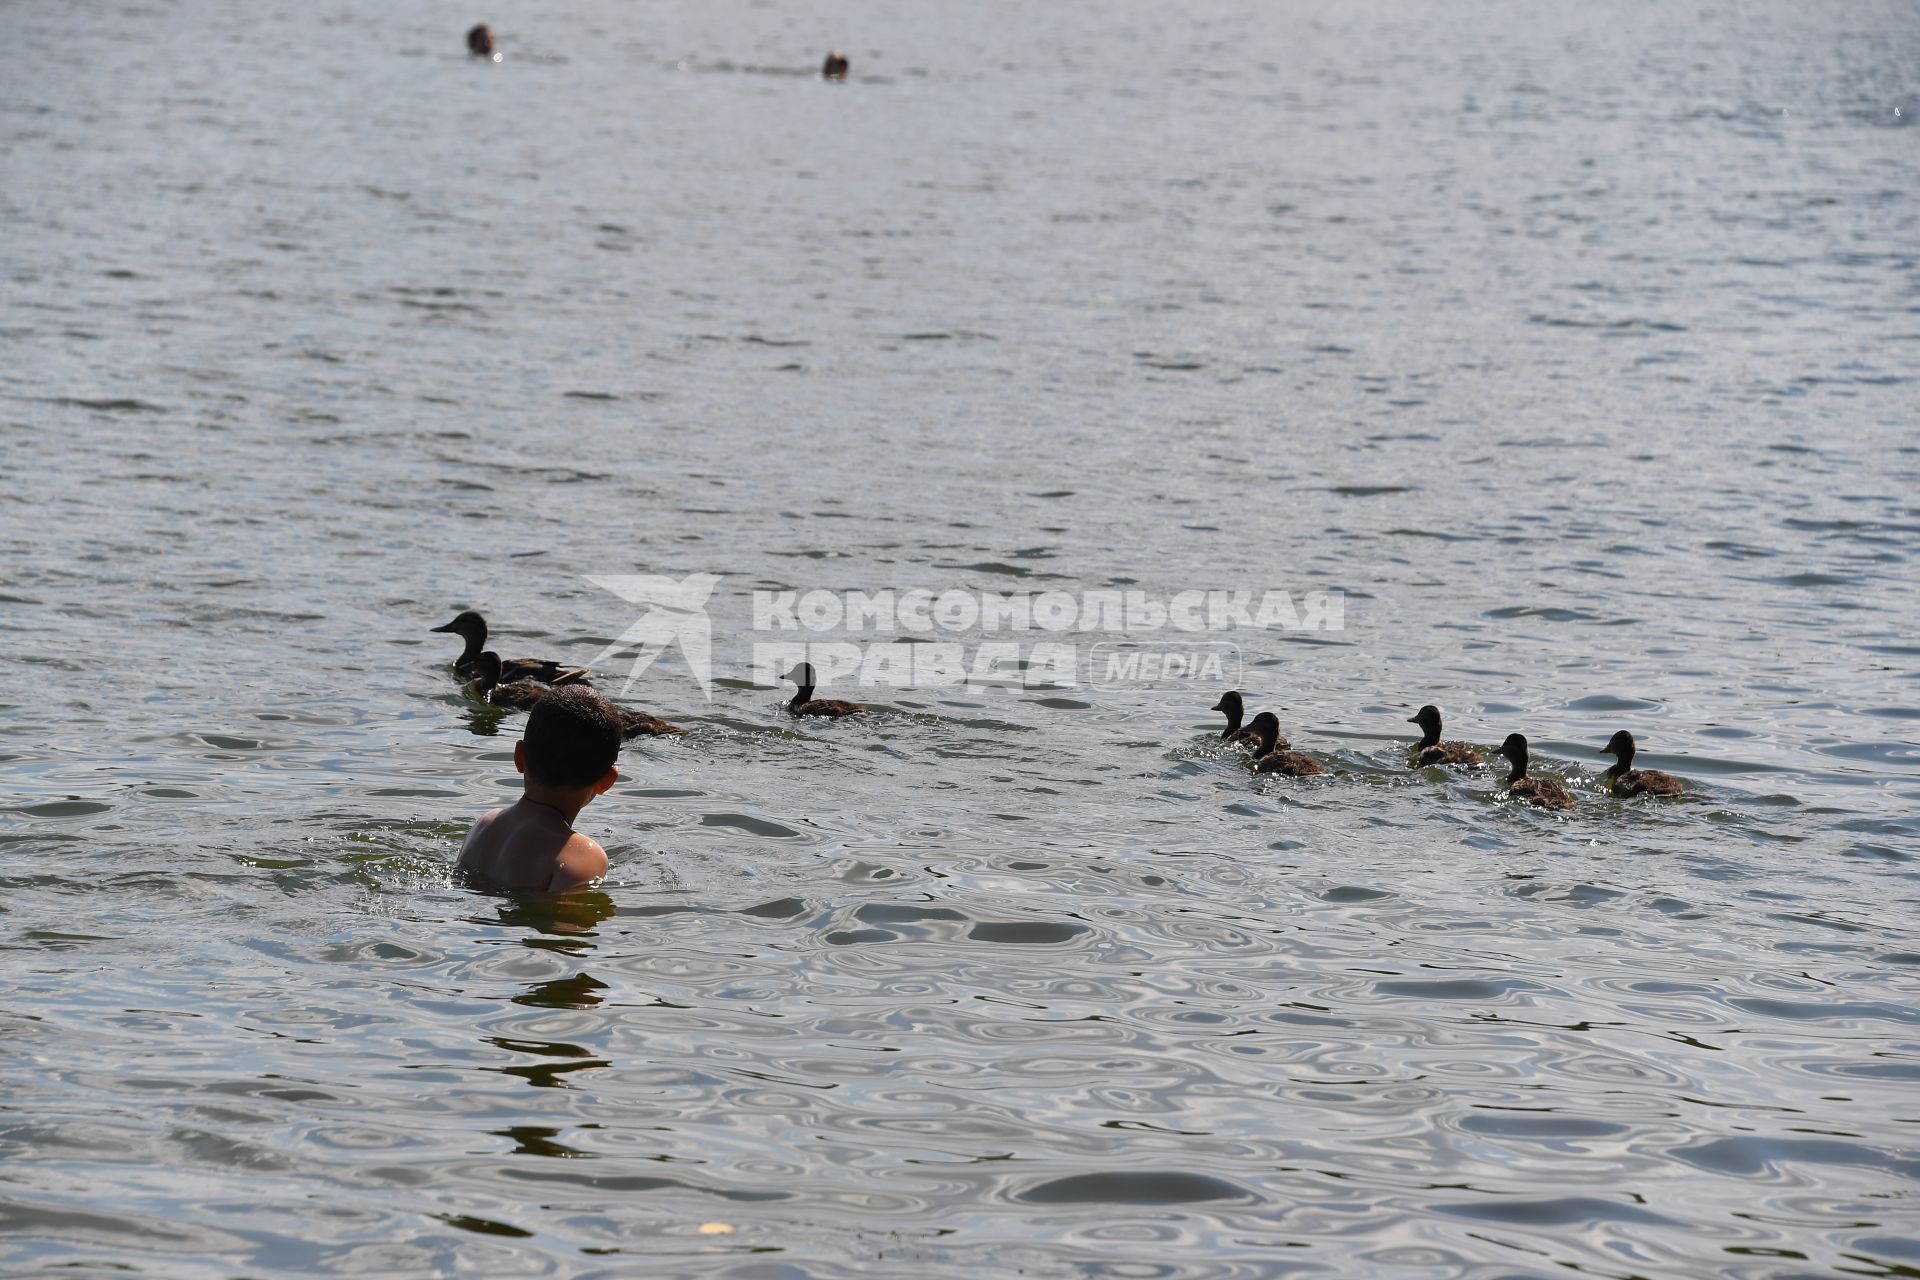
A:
458;800;609;893
453;684;622;894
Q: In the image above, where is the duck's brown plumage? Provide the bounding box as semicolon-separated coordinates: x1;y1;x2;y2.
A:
1256;751;1326;776
784;663;866;719
1498;733;1575;810
1610;770;1682;799
433;610;588;685
466;654;555;710
1246;711;1326;776
470;653;683;736
485;678;548;712
1602;730;1684;798
822;50;849;79
793;698;866;718
1510;776;1576;810
617;709;686;739
1418;742;1483;767
1407;704;1484;767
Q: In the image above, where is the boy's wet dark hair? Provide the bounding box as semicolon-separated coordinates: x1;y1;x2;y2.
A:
522;686;622;787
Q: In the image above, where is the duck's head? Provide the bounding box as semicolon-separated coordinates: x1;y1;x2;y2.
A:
1601;729;1635;758
470;650;503;690
1246;710;1281;748
783;661;818;687
1408;704;1443;733
1498;733;1529;763
1211;690;1243;715
432;610;488;642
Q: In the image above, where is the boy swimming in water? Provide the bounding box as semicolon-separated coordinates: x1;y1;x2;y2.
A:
457;685;619;892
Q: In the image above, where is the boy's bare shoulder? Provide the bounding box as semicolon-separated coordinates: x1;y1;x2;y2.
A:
466;806;505;833
548;832;609;892
456;808;505;865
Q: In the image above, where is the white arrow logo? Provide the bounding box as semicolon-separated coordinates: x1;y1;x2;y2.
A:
584;573;723;699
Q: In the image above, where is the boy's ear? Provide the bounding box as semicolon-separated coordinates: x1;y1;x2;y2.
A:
592;765;619;796
513;740;527;775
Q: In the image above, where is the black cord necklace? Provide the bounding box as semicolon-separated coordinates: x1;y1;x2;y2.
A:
521;798;573;831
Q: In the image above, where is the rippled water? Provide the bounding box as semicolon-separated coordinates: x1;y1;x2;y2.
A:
4;0;1918;1275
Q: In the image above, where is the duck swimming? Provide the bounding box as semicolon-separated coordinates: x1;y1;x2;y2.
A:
1245;711;1326;776
821;50;849;80
469;653;684;737
1210;690;1275;748
614;710;691;740
432;610;589;685
1407;704;1484;767
614;707;686;739
1600;730;1685;797
1497;733;1575;810
784;662;866;718
468;652;546;711
467;23;494;56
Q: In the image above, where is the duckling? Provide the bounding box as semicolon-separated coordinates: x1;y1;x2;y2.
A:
467;652;547;711
784;662;866;718
1600;730;1684;797
1245;711;1327;776
469;653;684;737
1407;704;1484;767
1497;733;1575;810
821;50;849;80
431;610;589;685
1210;690;1276;748
614;710;683;740
615;707;687;738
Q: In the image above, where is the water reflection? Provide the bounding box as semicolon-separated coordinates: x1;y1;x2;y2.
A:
476;891;616;1088
514;972;609;1010
484;1034;610;1089
484;891;615;954
493;1125;592;1159
458;705;509;738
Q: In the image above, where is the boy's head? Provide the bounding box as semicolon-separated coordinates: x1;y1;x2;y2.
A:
518;686;622;792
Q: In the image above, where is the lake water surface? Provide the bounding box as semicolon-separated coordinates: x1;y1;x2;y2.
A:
3;1;1918;1276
